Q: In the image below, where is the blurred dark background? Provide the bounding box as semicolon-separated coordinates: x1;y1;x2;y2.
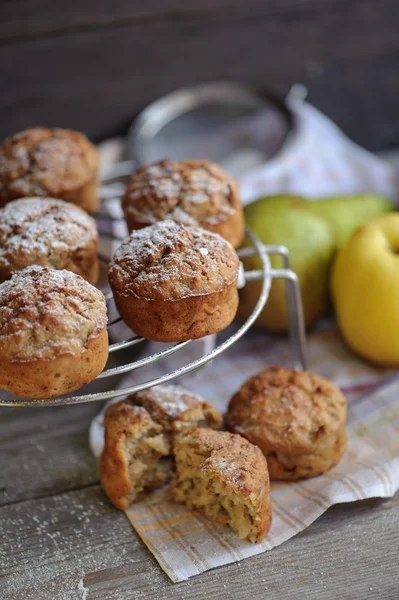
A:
1;0;399;149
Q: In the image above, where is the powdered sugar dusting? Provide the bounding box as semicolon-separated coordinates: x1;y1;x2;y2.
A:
78;578;88;600
0;266;107;361
0;127;97;201
109;221;239;301
137;384;204;418
123;158;237;227
0;198;97;276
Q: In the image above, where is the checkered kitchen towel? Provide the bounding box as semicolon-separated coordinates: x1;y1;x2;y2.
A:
92;105;399;582
91;322;399;582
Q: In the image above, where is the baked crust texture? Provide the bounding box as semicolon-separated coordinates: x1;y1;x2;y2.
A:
0;266;108;398
0;127;99;211
108;221;240;341
0;197;99;283
122;158;244;248
225;366;347;480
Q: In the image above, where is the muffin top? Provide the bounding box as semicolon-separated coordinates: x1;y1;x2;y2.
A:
122;158;241;228
226;367;347;455
124;384;222;432
0;127;98;204
103;402;163;440
108;220;240;301
0;266;107;361
175;428;269;496
0;198;98;279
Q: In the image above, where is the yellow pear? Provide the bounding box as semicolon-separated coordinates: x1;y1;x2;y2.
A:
331;213;399;365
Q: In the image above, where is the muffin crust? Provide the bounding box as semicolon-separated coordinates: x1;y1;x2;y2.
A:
108;221;240;341
0;266;108;398
226;367;347;480
122;159;245;248
0;197;99;283
0;127;99;211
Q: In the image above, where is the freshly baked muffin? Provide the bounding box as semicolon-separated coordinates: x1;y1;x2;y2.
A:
0;127;99;212
170;428;272;543
108;221;240;342
0;266;108;399
99;385;222;509
122;158;245;248
0;197;99;284
225;366;347;480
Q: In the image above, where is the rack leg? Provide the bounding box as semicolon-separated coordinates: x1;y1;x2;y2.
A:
240;242;309;371
270;267;308;371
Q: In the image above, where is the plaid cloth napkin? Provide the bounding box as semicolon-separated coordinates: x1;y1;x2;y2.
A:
93;126;399;582
91;321;399;582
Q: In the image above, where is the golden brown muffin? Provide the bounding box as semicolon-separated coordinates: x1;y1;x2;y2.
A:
170;428;272;543
0;127;99;212
99;385;222;510
108;221;240;342
0;266;108;399
122;158;245;248
225;366;347;480
0;197;99;284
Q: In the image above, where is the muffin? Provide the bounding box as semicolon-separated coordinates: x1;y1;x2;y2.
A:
225;366;347;480
108;221;240;342
0;266;108;399
0;197;99;284
170;428;272;543
99;385;222;509
0;127;99;212
122;158;245;248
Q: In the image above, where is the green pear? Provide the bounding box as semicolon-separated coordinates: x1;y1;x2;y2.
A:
309;194;394;249
240;195;335;332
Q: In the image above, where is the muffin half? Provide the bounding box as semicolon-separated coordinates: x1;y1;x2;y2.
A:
170;428;272;543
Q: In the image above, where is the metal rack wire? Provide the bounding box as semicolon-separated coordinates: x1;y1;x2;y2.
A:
0;164;308;407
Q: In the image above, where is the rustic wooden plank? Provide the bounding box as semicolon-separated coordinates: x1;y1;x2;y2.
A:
2;0;379;41
0;0;268;39
0;393;107;505
0;0;398;149
0;485;397;599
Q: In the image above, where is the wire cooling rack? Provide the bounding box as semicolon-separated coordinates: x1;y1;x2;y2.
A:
0;162;308;407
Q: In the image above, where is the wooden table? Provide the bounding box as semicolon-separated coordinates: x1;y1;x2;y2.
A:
0;401;398;600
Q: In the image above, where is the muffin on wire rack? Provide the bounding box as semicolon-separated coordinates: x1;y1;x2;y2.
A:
0;197;99;284
108;220;240;342
0;266;108;399
0;127;99;212
122;158;245;248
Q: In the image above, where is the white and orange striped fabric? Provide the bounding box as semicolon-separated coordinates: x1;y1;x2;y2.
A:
91;321;399;582
120;326;399;582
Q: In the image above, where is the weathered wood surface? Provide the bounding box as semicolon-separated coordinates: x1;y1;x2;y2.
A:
1;0;399;150
0;403;398;600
